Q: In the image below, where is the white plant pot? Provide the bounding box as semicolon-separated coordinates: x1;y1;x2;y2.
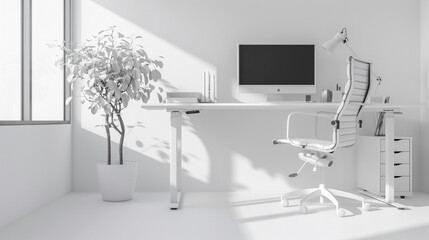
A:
97;161;138;202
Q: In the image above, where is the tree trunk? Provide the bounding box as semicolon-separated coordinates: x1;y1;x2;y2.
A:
116;112;126;165
104;114;112;165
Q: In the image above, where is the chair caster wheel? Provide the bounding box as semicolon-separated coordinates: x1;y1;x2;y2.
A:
299;205;307;214
337;208;345;217
281;198;289;207
363;202;371;211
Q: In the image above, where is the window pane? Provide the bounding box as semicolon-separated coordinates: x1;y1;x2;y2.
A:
0;0;22;120
32;0;64;121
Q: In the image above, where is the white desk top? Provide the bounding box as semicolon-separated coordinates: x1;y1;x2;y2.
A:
142;102;336;110
142;102;421;112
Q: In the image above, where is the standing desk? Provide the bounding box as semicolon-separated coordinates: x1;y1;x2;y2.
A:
142;102;410;210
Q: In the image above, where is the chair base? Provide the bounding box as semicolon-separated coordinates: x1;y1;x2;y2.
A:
281;184;371;217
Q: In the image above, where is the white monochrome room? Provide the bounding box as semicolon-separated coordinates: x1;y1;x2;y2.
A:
1;0;429;239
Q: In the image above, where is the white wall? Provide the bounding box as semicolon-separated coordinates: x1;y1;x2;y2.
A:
73;0;422;192
0;125;71;228
420;0;429;192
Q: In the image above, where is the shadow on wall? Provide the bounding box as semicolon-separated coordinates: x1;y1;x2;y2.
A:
87;0;237;101
73;127;213;192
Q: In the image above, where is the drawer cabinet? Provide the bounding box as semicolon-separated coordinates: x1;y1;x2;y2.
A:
380;139;410;152
380;151;409;164
380;176;410;192
380;163;409;176
357;136;412;198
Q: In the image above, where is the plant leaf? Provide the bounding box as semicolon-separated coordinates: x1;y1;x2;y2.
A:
65;96;73;106
150;69;161;82
107;90;114;101
66;74;74;83
103;104;112;114
132;79;140;91
115;87;122;100
134;68;141;81
136;140;144;148
136;49;147;58
90;105;98;114
112;61;120;73
154;60;163;68
84;89;96;97
141;93;148;103
121;94;129;108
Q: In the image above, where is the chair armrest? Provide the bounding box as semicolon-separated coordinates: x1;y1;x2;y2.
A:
316;111;337;138
317;111;337;116
286;112;334;140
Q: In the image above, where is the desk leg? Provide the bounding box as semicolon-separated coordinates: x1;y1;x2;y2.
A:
361;111;407;210
384;112;395;203
170;111;182;210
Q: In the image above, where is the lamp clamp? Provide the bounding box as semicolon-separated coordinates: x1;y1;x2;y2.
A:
340;28;349;43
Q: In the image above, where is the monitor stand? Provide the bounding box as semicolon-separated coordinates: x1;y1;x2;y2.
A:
266;94;312;102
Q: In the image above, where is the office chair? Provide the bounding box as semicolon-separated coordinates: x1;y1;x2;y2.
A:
273;56;372;217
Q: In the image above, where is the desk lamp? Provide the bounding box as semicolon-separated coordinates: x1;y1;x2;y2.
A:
322;28;382;93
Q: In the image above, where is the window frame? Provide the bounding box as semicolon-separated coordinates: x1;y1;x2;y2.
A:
0;0;72;125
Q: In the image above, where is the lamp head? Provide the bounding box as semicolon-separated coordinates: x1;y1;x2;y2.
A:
322;28;348;54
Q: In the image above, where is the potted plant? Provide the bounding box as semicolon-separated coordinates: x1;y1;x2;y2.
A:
54;27;164;201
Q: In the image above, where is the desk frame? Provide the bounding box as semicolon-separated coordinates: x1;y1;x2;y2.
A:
143;103;408;209
384;111;395;202
170;111;182;209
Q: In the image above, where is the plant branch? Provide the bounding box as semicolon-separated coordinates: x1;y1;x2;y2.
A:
110;116;122;135
124;66;135;92
104;114;111;165
105;101;122;135
116;110;126;165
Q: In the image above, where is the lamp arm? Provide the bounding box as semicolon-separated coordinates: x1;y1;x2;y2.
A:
344;42;361;59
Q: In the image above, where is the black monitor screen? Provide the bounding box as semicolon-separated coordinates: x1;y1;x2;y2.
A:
239;44;315;85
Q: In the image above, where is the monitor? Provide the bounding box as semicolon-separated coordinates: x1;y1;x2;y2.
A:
238;44;316;94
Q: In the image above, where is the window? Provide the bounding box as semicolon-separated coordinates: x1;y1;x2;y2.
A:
0;0;21;121
32;0;65;121
0;0;71;124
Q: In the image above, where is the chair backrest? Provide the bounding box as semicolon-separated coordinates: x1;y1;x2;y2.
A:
332;56;372;151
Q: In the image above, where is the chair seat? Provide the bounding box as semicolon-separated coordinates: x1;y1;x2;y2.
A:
289;138;335;150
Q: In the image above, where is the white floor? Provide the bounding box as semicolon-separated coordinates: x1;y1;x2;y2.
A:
1;192;429;240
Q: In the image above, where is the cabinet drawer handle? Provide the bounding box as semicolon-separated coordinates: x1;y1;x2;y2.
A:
394;163;402;166
394;176;402;178
394;151;402;154
394;139;401;141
